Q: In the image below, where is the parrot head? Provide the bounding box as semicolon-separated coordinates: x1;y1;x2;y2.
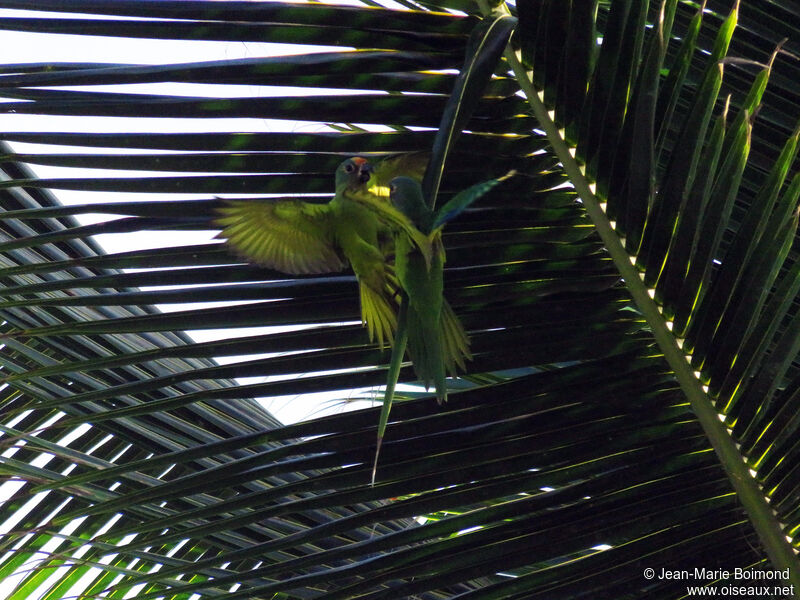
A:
335;156;372;191
389;176;430;232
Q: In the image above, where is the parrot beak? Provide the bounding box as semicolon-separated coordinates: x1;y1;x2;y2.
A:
357;161;372;184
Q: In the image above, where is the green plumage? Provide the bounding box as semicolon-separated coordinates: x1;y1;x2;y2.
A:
215;157;398;347
390;176;471;403
363;170;511;482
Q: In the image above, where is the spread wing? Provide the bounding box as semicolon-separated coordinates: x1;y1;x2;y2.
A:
431;171;515;233
215;199;347;274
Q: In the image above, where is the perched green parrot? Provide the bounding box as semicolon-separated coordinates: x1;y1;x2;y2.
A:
365;172;513;484
388;176;471;403
215;157;430;348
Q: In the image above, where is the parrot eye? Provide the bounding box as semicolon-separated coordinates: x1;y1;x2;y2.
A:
344;163;355;173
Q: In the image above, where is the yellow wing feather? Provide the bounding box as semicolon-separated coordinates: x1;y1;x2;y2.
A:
360;282;398;349
215;199;347;274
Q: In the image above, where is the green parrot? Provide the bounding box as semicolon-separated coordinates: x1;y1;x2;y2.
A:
366;173;513;484
215;157;430;348
388;176;472;403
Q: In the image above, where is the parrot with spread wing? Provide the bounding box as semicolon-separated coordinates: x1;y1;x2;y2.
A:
215;156;430;348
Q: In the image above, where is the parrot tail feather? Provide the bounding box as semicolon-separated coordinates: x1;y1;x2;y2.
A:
406;310;446;404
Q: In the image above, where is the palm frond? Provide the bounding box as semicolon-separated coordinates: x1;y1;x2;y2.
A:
1;1;799;599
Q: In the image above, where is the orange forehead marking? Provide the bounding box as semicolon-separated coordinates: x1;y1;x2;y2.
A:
351;156;367;166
